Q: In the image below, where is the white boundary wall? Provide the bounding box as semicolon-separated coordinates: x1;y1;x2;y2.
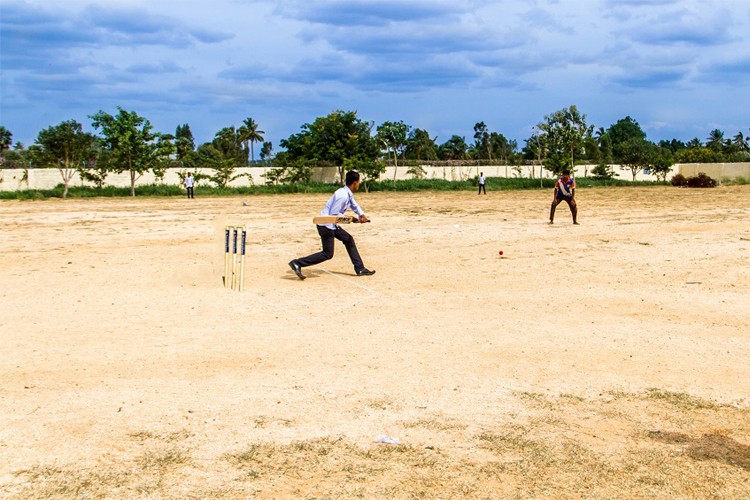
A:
1;163;748;192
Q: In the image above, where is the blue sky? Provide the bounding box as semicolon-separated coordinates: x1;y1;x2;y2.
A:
1;0;749;150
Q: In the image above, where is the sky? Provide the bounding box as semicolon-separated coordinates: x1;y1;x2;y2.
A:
1;0;749;151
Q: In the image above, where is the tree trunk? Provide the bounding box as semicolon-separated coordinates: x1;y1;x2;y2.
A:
392;149;398;180
59;163;75;199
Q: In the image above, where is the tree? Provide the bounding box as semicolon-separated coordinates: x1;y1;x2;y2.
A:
262;151;315;187
90;108;164;196
238;117;265;163
595;127;613;164
343;157;386;192
537;105;591;174
195;141;241;188
472;122;491;160
175;124;195;164
404;128;438;161
212;126;246;167
618;138;655;181
376;120;410;180
705;129;725;152
650;147;674;182
32;120;98;198
0;126;12;152
280;110;379;184
523;126;548;185
438;135;467;160
678;147;718;163
259;141;273;161
607;116;646;147
607;116;649;172
658;139;686;155
151;133;177;182
733;131;749;152
79;145;111;189
490;132;514;163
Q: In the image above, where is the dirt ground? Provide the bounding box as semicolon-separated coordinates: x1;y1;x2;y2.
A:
1;186;749;497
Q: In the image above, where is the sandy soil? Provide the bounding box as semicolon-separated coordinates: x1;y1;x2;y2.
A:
1;186;749;497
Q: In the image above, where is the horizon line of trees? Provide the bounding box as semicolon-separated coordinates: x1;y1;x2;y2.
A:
1;107;748;197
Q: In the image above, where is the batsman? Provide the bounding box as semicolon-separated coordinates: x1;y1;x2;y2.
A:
289;170;376;280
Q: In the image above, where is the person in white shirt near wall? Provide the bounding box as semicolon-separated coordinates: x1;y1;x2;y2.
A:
289;170;376;280
478;172;486;195
184;172;195;199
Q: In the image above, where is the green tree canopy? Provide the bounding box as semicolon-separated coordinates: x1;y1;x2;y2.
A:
537;105;592;174
33;120;98;198
90;108;166;196
607;116;647;165
650;146;675;182
239;117;265;163
376;120;410;179
0;126;12;152
472;122;491;160
280;110;379;184
404;128;438;161
175;124;195;164
618;138;656;181
705;129;725;152
438;135;467;160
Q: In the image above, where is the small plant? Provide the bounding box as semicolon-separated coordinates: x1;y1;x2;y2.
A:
591;163;615;180
406;164;427;179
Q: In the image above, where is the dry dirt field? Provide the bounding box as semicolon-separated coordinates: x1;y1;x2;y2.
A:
1;185;749;498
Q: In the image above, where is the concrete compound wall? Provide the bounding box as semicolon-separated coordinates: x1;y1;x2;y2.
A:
1;163;748;192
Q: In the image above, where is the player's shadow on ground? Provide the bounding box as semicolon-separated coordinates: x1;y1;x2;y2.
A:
649;430;750;470
282;269;359;281
281;269;322;281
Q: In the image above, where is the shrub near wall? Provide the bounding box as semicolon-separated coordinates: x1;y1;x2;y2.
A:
671;172;717;188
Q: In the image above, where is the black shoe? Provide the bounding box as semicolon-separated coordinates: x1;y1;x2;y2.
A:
289;260;306;280
356;268;375;276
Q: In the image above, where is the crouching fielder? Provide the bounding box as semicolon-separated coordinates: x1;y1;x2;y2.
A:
549;169;578;225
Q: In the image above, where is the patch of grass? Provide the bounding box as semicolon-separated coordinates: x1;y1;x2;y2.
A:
129;429;192;443
137;447;190;471
401;417;467;432
645;389;720;410
10;466;128;498
5;389;748;498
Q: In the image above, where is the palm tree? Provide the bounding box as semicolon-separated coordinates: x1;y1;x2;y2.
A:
733;131;748;152
239;118;265;163
706;129;725;152
0;126;12;152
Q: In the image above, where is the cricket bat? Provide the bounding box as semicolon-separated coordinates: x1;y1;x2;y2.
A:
313;215;370;224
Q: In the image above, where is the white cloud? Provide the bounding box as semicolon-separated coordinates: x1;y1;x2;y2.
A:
0;0;748;148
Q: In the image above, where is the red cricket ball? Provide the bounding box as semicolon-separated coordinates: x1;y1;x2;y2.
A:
499;250;504;256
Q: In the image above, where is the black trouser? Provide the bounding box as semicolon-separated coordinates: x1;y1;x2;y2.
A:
478;183;486;194
297;225;364;272
550;195;577;222
186;187;194;198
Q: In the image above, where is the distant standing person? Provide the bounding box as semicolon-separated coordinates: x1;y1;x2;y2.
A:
184;172;195;199
289;170;375;280
549;169;578;224
478;172;486;195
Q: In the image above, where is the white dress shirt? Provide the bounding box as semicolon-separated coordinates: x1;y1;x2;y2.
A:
318;185;364;229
